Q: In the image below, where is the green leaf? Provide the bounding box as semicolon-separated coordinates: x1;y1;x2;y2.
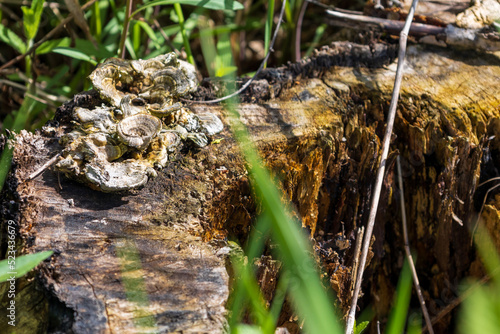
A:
354;321;370;334
133;0;244;16
0;142;14;192
74;39;115;59
36;37;72;55
459;281;500;334
22;0;46;40
51;47;98;65
0;251;53;282
264;0;274;65
222;90;343;334
132;20;161;50
233;324;265;334
0;24;26;53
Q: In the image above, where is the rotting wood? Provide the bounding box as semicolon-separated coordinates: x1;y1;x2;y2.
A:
1;42;500;333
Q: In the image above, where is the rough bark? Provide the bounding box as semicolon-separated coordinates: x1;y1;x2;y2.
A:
1;42;500;333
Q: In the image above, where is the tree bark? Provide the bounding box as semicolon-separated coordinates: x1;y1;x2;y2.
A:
1;42;500;333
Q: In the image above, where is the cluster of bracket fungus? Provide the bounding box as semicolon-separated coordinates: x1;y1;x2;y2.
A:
55;53;223;192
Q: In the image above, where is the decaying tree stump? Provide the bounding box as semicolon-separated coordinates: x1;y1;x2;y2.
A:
1;42;500;333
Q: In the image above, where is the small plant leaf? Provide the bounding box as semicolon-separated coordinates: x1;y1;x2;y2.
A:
354;321;370;334
132;20;161;50
36;38;72;54
233;324;265;334
0;24;26;53
0;250;53;282
21;0;46;40
74;39;115;59
133;0;244;16
51;47;98;65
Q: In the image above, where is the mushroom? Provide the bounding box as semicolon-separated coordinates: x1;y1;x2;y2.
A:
84;160;153;192
117;114;161;150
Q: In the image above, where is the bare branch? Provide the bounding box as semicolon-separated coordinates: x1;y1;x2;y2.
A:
397;156;434;334
325;9;500;52
344;1;420;333
26;153;61;181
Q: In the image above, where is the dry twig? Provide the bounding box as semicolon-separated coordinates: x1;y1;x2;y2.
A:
422;273;493;333
471;176;500;243
396;156;434;334
186;0;287;104
295;0;308;62
344;1;420;333
325;8;500;52
26;153;61;181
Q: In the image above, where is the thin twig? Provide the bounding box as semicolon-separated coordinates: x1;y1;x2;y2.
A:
344;1;420;333
305;0;366;16
187;0;287;104
471;177;500;244
153;19;181;56
325;8;500;52
396;156;434;334
350;226;365;293
294;0;308;62
26;153;61;181
422;272;494;333
0;79;67;104
0;0;98;72
118;0;134;58
325;9;444;37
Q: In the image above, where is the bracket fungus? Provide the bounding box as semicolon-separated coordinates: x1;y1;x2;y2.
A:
55;53;223;192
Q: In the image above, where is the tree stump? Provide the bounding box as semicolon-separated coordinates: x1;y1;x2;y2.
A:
1;42;500;333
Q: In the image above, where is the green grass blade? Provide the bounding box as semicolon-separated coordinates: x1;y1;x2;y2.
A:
133;0;244;16
228;214;272;331
385;259;413;334
354;321;369;334
132;20;141;53
35;37;71;54
264;0;275;67
51;47;98;65
473;223;500;284
0;93;40;191
233;324;265;334
125;37;137;59
215;31;236;77
199;22;218;77
0;24;26;53
0;144;14;192
269;271;288;326
201;25;341;334
304;23;326;58
459;281;500;334
74;38;115;59
0;251;53;282
91;0;103;42
173;3;194;65
21;0;45;40
225;98;342;334
458;224;500;334
406;313;421;334
133;20;161;50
